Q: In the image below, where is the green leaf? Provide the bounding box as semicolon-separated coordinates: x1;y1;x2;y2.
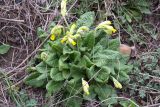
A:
45;54;59;67
94;66;111;83
0;44;10;54
48;41;63;54
94;84;117;105
25;72;45;87
26;99;37;107
108;39;120;51
36;62;50;73
83;31;95;49
140;7;151;14
69;51;81;62
50;68;64;81
36;73;48;80
46;80;63;94
66;79;82;95
69;64;85;81
93;50;120;67
82;55;93;67
119;100;137;107
125;14;132;23
63;45;72;54
65;96;82;107
48;22;56;32
76;12;95;27
86;65;95;79
59;56;69;71
37;27;48;38
62;70;70;79
139;90;146;98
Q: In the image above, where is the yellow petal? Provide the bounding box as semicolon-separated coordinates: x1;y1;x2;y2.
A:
112;77;122;89
82;78;90;95
61;0;67;17
50;34;56;41
68;38;76;46
105;25;116;32
99;21;112;26
61;36;67;44
104;30;112;35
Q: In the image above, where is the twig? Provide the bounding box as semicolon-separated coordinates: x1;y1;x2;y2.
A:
143;103;160;107
0;18;24;22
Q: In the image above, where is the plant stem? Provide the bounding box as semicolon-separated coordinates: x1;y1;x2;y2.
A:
63;16;69;27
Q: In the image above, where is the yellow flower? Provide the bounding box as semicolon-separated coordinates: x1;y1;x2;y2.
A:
50;34;56;41
61;36;68;44
98;21;112;26
61;35;76;46
105;25;117;33
61;0;67;17
77;26;89;34
96;20;117;35
112;77;122;89
82;78;90;95
68;38;76;46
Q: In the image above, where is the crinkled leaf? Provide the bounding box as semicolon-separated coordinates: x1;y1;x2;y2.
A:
108;39;120;51
66;79;81;94
76;12;95;27
94;66;111;83
46;80;63;94
36;62;50;73
45;54;59;67
62;70;70;79
83;31;95;49
65;96;82;107
94;84;117;105
48;41;63;54
50;68;64;81
25;72;45;87
86;65;95;79
82;55;93;67
59;56;69;71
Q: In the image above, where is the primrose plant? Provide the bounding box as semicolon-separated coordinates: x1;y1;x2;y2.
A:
25;12;132;106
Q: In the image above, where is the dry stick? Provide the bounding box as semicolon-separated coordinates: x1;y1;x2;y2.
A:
0;18;24;22
143;103;160;107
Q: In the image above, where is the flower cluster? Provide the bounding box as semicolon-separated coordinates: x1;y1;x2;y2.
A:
96;21;116;35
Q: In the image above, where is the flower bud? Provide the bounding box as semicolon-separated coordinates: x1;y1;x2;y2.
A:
51;25;63;36
82;78;90;95
112;76;122;89
40;52;48;61
77;26;89;34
